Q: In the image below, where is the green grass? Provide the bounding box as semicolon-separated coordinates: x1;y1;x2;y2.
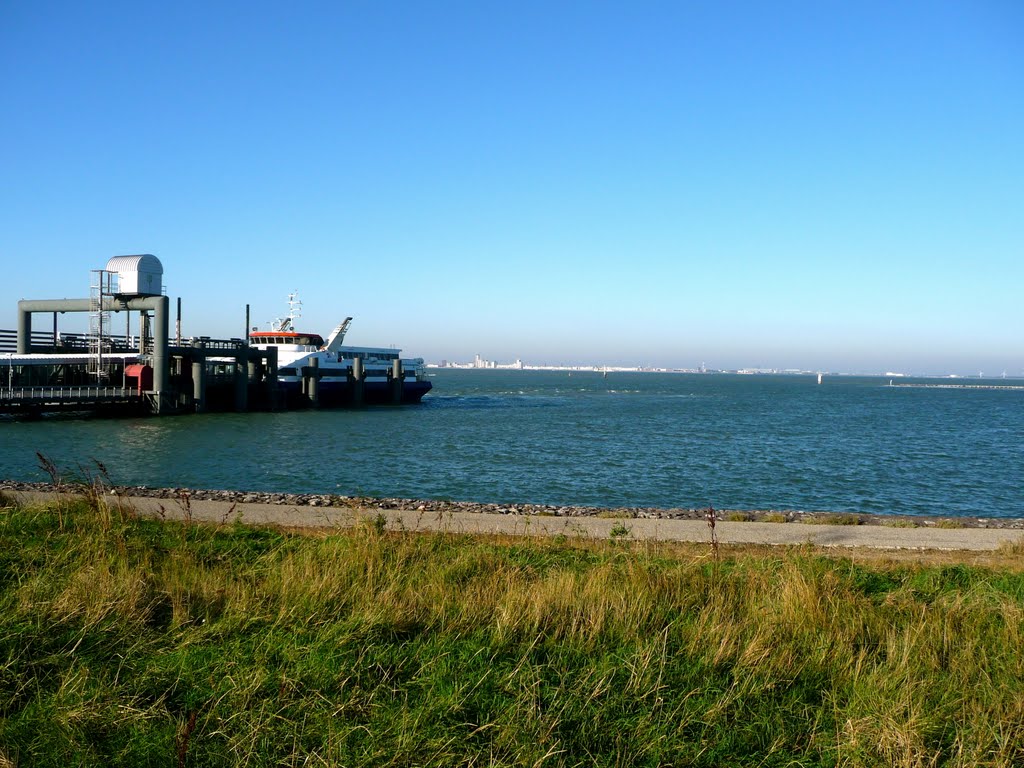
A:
883;519;921;528
608;521;631;538
3;495;1024;767
595;509;632;519
802;514;863;525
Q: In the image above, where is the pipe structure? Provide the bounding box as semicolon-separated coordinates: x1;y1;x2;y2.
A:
265;346;279;410
18;296;171;411
350;357;364;407
247;354;262;409
139;311;149;354
150;300;169;409
234;351;248;412
16;317;28;354
391;359;403;404
192;342;207;413
307;356;319;407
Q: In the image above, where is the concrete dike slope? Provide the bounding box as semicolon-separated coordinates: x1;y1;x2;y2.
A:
5;483;1024;552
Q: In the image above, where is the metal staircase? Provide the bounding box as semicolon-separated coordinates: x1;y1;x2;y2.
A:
88;270;116;379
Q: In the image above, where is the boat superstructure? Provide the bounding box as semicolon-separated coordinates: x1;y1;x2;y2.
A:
247;294;432;406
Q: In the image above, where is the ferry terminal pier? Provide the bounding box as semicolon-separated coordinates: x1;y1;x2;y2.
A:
0;255;417;417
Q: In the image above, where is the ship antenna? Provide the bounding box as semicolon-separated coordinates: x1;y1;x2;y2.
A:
287;291;303;326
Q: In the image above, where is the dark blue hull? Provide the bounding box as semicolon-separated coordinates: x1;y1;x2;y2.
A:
278;378;432;408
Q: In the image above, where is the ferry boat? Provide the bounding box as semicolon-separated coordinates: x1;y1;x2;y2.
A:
248;295;432;406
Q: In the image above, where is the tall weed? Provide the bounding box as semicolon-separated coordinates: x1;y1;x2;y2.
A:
3;495;1024;767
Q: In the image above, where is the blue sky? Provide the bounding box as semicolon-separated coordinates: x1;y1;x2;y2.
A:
2;1;1021;374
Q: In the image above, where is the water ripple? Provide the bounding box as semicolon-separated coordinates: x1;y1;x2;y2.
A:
1;371;1021;518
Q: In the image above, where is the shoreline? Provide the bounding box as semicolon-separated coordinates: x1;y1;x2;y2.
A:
3;479;1023;531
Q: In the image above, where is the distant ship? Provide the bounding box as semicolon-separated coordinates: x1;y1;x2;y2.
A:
248;294;432;406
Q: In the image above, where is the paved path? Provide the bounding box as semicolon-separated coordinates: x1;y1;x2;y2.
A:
10;491;1024;552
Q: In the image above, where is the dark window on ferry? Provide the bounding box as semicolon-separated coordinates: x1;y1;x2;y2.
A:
279;367;297;376
347;352;399;361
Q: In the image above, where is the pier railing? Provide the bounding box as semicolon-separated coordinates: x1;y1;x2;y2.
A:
0;386;143;410
0;386;140;399
1;329;251;355
0;329;140;354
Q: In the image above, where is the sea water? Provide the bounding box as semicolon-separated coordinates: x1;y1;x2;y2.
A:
1;370;1021;519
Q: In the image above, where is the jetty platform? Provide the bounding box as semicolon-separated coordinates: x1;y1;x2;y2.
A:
2;253;419;417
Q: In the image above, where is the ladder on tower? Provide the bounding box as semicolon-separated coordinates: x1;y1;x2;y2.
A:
88;270;116;380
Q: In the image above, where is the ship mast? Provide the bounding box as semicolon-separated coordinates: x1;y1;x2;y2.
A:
272;291;303;332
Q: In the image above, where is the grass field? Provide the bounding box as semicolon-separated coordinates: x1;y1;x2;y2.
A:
2;489;1024;767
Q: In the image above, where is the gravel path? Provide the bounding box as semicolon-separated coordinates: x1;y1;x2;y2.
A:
5;481;1024;551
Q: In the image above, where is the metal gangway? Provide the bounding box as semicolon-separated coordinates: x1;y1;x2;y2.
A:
0;385;146;414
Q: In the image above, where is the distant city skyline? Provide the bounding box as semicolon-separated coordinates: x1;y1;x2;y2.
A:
429;353;1019;380
1;2;1021;377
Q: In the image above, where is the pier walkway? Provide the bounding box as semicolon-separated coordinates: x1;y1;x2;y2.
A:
0;386;146;415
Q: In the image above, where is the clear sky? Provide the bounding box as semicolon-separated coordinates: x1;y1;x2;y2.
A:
2;1;1021;374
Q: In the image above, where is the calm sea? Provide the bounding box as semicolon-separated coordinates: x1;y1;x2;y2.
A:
2;370;1022;518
